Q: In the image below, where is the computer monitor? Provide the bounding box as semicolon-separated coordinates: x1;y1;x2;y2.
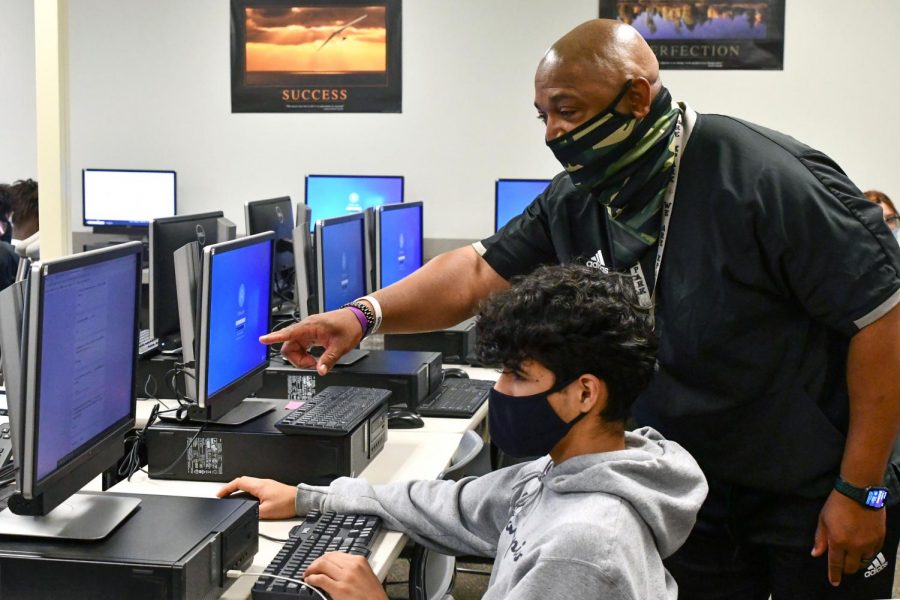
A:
149;211;224;350
245;196;294;310
82;169;177;233
315;213;371;314
494;178;551;232
305;175;403;232
0;242;142;539
374;201;423;290
193;232;276;425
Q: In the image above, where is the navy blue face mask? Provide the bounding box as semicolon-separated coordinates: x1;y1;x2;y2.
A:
488;377;588;458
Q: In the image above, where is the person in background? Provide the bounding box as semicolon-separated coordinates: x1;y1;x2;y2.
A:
0;184;13;244
865;190;900;241
9;179;39;242
0;180;30;291
219;265;708;600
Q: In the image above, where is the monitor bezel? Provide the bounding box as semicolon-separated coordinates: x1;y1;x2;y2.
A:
82;168;177;231
374;201;423;290
22;242;141;506
315;213;371;314
196;231;275;410
148;211;224;342
305;174;404;232
494;178;552;233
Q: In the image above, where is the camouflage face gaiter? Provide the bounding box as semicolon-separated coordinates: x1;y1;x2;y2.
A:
548;84;681;268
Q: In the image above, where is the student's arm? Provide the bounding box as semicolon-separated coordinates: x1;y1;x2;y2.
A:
296;464;531;557
812;303;900;585
260;246;509;374
219;463;534;557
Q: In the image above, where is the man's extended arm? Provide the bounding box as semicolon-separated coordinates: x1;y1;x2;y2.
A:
812;302;900;585
262;245;509;374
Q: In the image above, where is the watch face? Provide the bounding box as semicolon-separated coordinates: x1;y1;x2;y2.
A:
866;488;888;509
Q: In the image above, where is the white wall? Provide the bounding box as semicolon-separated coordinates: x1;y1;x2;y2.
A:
6;0;900;240
0;0;36;183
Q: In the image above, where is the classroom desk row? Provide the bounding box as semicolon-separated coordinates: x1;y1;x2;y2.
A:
112;364;497;599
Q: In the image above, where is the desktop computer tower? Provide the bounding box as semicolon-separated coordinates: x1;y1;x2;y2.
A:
382;318;477;365
145;399;388;484
260;350;443;411
0;493;258;600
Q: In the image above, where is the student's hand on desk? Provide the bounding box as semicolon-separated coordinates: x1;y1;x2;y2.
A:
216;477;297;519
260;310;362;375
304;552;388;600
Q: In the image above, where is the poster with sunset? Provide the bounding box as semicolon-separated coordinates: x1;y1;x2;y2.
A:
231;0;402;112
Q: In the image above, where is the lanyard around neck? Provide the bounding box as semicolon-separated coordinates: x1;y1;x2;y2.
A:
629;104;694;314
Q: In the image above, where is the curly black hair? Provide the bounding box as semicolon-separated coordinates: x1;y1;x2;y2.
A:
475;264;657;423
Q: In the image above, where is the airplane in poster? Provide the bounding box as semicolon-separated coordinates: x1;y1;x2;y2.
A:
317;14;368;51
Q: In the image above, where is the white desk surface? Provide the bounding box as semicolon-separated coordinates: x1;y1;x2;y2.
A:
134;363;498;430
109;425;468;598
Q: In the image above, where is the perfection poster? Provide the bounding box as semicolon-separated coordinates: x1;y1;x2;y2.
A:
231;0;402;112
599;1;784;70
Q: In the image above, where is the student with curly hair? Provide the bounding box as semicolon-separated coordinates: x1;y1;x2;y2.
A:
218;265;708;599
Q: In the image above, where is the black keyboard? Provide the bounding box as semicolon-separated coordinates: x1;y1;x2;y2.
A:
252;510;382;599
417;378;493;418
0;423;13;474
274;386;391;436
138;328;160;357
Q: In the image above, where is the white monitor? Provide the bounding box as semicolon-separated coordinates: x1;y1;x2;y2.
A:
82;169;176;231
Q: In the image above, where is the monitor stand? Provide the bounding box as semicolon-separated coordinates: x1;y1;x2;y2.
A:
0;492;140;541
185;398;276;427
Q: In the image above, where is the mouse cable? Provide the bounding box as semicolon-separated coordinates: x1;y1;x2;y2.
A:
225;570;327;600
118;403;161;481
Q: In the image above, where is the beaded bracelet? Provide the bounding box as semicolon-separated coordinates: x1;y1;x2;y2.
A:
341;301;376;337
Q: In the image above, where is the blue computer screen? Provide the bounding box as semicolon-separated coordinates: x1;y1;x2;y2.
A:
379;205;422;288
306;175;402;231
321;218;367;311
36;254;137;482
206;240;271;398
495;179;551;232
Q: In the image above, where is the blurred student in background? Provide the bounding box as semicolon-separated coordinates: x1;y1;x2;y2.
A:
865;190;900;242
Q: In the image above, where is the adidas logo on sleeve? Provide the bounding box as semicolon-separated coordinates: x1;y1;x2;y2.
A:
864;552;889;578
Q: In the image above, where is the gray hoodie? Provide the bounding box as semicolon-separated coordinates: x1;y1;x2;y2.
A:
296;427;708;599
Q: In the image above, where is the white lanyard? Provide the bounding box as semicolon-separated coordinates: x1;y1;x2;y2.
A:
629;105;694;312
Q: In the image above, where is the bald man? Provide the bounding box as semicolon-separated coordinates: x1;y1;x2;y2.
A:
264;19;900;598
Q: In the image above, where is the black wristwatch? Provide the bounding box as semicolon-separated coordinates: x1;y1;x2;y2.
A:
834;477;888;510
